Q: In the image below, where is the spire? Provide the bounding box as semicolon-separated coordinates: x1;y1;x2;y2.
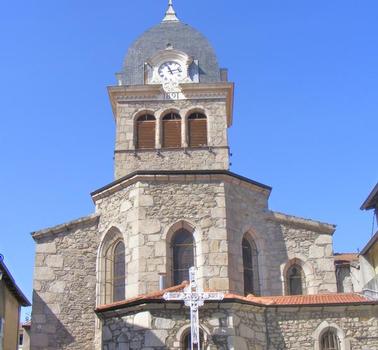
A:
162;0;180;22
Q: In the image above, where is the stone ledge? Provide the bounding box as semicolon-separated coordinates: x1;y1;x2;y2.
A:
31;214;100;240
91;170;272;202
268;211;336;235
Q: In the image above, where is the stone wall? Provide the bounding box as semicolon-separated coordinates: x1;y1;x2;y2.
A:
225;181;337;296
95;176;230;296
101;302;267;350
30;216;100;350
100;302;378;350
114;98;230;178
266;304;378;350
114;147;229;179
274;214;337;294
94;173;337;299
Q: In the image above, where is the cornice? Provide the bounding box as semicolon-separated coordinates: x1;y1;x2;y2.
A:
91;170;271;203
107;82;234;127
31;213;100;240
268;211;336;235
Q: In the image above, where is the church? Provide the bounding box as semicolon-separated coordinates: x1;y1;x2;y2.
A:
29;2;378;349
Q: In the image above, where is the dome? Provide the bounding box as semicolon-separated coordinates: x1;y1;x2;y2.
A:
123;21;221;85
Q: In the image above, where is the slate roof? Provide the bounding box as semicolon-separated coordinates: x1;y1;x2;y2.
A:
123;21;221;85
95;283;375;313
0;258;30;307
361;182;378;210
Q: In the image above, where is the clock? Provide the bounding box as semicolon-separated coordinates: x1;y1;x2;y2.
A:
158;61;184;82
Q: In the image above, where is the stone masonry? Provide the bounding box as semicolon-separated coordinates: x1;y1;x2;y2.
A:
111;89;232;179
30;171;340;349
99;302;378;350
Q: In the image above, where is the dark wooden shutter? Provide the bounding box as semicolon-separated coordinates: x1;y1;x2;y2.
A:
163;114;181;148
188;115;207;147
137;117;155;149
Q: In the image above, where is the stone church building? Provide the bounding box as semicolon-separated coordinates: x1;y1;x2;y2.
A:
29;2;378;349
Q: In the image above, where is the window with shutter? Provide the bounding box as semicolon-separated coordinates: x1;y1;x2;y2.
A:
188;113;207;147
172;229;194;285
162;113;181;148
136;114;156;149
242;236;260;296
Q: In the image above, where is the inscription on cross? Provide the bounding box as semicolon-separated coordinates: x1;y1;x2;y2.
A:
163;267;224;350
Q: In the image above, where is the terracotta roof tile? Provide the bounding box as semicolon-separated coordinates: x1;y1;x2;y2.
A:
253;293;369;306
95;284;375;313
334;253;359;263
95;282;188;312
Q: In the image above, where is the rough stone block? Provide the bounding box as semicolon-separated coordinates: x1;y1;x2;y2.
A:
46;255;64;268
36;242;56;254
134;311;152;329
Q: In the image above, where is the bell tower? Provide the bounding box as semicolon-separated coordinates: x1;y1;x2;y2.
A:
108;1;234;179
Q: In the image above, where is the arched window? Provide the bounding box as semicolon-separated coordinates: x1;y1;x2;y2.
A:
136;114;156;149
102;237;126;304
113;241;126;302
182;330;204;350
162;112;181;148
287;264;305;295
188;113;207;147
242;236;260;296
321;329;341;350
172;229;194;285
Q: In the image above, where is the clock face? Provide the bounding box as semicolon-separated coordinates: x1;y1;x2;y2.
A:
158;61;184;82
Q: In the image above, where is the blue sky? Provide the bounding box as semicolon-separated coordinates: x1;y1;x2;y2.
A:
0;1;377;320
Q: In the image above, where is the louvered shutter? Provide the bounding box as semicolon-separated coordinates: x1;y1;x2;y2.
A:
163;119;181;148
137;119;155;149
188;118;207;147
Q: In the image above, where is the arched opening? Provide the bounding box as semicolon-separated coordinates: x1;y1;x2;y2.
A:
287;264;305;295
162;112;181;148
98;228;126;305
242;236;260;295
242;236;260;296
188;113;207;147
172;229;194;285
136;114;156;149
182;330;205;350
113;241;126;302
321;329;341;350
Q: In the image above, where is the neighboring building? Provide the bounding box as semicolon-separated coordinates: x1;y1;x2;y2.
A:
0;258;31;350
334;253;360;293
360;183;378;299
18;323;31;350
29;2;378;349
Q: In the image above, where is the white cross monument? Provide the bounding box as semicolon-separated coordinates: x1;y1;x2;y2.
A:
163;267;224;350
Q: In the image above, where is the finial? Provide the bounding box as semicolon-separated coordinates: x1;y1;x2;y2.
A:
162;0;179;22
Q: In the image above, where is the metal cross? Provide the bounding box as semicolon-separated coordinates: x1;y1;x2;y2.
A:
163;267;224;350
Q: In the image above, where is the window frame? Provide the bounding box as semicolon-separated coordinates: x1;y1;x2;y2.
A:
187;112;208;148
136;114;156;150
242;235;260;296
171;229;195;286
162;112;182;149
